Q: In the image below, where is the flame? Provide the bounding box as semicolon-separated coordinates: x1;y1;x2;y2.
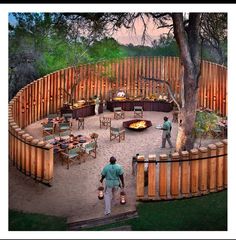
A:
129;121;147;129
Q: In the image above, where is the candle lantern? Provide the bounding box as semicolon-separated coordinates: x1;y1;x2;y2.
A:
120;190;126;205
98;186;104;200
69;134;74;143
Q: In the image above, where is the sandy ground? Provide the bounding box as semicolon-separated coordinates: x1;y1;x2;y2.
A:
9;110;221;221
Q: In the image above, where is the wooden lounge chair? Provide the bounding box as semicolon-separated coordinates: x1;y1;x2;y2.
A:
110;126;125;142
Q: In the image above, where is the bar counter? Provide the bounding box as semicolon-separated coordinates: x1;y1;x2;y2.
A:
61;103;103;119
107;100;173;112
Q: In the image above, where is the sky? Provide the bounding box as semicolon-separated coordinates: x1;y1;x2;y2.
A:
1;3;236;240
8;13;169;46
112;16;170;46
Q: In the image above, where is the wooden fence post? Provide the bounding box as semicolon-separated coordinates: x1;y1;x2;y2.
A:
180;151;190;198
208;144;217;192
215;142;224;191
36;141;46;181
170;152;180;199
198;147;208;195
31;139;39;179
18;130;25;171
222;139;227;188
148;154;156;198
14;128;22;170
25;136;33;176
43;143;54;185
12;125;19;166
136;155;145;199
9;120;15;162
21;133;30;173
159;154;168;200
190;149;199;196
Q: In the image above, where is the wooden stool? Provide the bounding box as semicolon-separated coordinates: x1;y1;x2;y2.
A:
77;117;84;130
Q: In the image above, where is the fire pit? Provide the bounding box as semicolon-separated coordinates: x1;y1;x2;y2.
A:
123;119;152;131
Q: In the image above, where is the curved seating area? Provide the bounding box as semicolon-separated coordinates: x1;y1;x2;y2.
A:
8;56;227;190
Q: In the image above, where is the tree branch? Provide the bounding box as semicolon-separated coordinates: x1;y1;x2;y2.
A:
140;76;181;111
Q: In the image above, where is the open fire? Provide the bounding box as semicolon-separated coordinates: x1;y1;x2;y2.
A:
123;119;152;131
129;120;147;129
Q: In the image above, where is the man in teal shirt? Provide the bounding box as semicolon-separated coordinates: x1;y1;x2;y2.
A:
161;116;173;148
100;156;125;215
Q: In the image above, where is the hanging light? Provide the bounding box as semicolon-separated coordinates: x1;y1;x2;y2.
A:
98;186;104;200
120;190;126;205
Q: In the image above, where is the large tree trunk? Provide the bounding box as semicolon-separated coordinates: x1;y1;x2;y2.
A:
172;13;201;151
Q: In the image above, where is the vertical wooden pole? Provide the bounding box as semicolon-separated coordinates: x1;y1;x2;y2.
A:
136;155;145;199
36;141;46;181
208;144;217;192
12;125;19;166
222;139;227;188
180;151;190;197
198;147;208;194
25;136;33;176
159;154;168;200
21;133;30;173
9;121;14;163
215;142;224;191
148;154;156;198
43;143;54;185
170;152;180;199
190;149;199;196
18;130;25;171
31;139;39;179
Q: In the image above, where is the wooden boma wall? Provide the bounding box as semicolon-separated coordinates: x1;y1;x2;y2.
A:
8;56;227;187
136;140;227;201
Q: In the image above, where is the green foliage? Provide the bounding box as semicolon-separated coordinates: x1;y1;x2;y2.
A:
194;110;219;146
9;210;67;231
88;37;126;62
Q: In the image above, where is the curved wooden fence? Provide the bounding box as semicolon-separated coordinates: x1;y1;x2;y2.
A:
135;139;227;200
8;56;227;186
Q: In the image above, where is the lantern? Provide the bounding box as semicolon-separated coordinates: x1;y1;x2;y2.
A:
120;191;126;205
69;134;74;143
98;186;104;200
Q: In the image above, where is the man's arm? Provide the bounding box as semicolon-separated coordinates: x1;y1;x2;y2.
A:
100;175;105;183
119;174;125;188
